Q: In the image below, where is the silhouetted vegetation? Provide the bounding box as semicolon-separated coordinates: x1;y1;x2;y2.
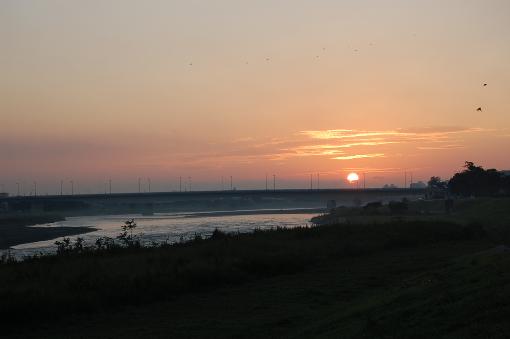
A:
388;199;409;214
428;176;448;190
116;218;142;247
312;198;412;224
0;216;493;332
449;161;509;197
362;201;383;214
55;237;86;255
2;198;510;338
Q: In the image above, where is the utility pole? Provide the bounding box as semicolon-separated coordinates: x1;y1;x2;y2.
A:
188;177;191;192
230;176;233;191
404;172;407;189
273;174;276;191
179;176;182;192
16;182;20;196
410;172;413;189
109;179;112;194
147;178;151;193
34;181;37;196
138;178;141;193
221;176;224;191
265;174;268;191
60;180;63;195
363;173;366;189
310;174;313;190
70;180;74;195
317;173;320;190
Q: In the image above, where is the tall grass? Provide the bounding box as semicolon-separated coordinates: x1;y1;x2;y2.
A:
0;219;487;332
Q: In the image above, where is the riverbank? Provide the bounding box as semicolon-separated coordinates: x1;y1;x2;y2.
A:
1;198;509;338
181;207;325;218
0;215;96;249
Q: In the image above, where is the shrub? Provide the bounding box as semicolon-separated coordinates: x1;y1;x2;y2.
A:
117;219;142;248
388;200;409;214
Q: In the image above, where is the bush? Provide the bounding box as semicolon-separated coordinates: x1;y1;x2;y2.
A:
462;222;486;239
210;228;228;240
388;200;408;214
117;219;142;247
363;201;383;215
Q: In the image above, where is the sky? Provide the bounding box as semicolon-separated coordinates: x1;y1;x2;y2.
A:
1;0;510;195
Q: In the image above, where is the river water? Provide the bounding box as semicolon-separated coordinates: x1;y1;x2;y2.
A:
9;210;317;258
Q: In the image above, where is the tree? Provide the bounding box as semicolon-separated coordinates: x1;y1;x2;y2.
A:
117;219;141;247
428;176;447;190
448;161;502;197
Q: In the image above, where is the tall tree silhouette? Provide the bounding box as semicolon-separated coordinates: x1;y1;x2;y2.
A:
448;161;502;197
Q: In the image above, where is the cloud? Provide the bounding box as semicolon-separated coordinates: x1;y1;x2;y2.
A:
171;125;487;164
301;126;485;141
0;125;490;177
396;126;485;134
291;141;397;151
341;167;411;174
331;153;385;160
300;129;399;140
417;144;465;150
294;126;486;158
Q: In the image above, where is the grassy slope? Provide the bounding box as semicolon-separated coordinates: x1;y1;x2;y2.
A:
2;198;510;338
14;240;509;339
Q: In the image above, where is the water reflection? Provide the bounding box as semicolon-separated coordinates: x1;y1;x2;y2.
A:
10;211;316;258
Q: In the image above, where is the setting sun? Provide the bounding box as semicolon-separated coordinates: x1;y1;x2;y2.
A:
347;172;359;183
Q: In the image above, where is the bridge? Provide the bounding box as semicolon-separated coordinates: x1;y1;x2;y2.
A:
0;188;425;216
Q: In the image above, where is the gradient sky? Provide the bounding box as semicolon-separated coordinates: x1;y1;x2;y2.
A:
1;0;510;194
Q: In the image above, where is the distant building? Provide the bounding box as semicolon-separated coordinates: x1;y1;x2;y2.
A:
0;192;8;198
410;181;427;189
383;184;398;189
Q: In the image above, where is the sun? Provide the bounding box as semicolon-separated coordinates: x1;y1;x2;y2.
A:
347;172;359;183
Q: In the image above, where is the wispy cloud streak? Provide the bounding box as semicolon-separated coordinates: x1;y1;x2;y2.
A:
183;126;488;164
332;153;385;160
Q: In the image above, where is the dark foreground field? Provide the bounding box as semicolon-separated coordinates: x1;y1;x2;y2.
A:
1;199;510;338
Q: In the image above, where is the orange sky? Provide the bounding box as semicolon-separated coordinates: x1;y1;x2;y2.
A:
1;1;510;194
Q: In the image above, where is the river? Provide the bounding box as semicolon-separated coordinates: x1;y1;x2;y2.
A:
9;209;318;258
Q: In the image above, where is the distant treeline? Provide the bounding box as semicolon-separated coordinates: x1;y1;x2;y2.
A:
429;161;510;197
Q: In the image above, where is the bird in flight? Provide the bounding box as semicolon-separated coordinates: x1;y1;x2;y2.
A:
476;107;482;112
483;83;487;86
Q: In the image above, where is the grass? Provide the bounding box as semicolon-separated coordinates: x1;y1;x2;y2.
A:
315;197;510;241
1;198;510;338
10;236;506;339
